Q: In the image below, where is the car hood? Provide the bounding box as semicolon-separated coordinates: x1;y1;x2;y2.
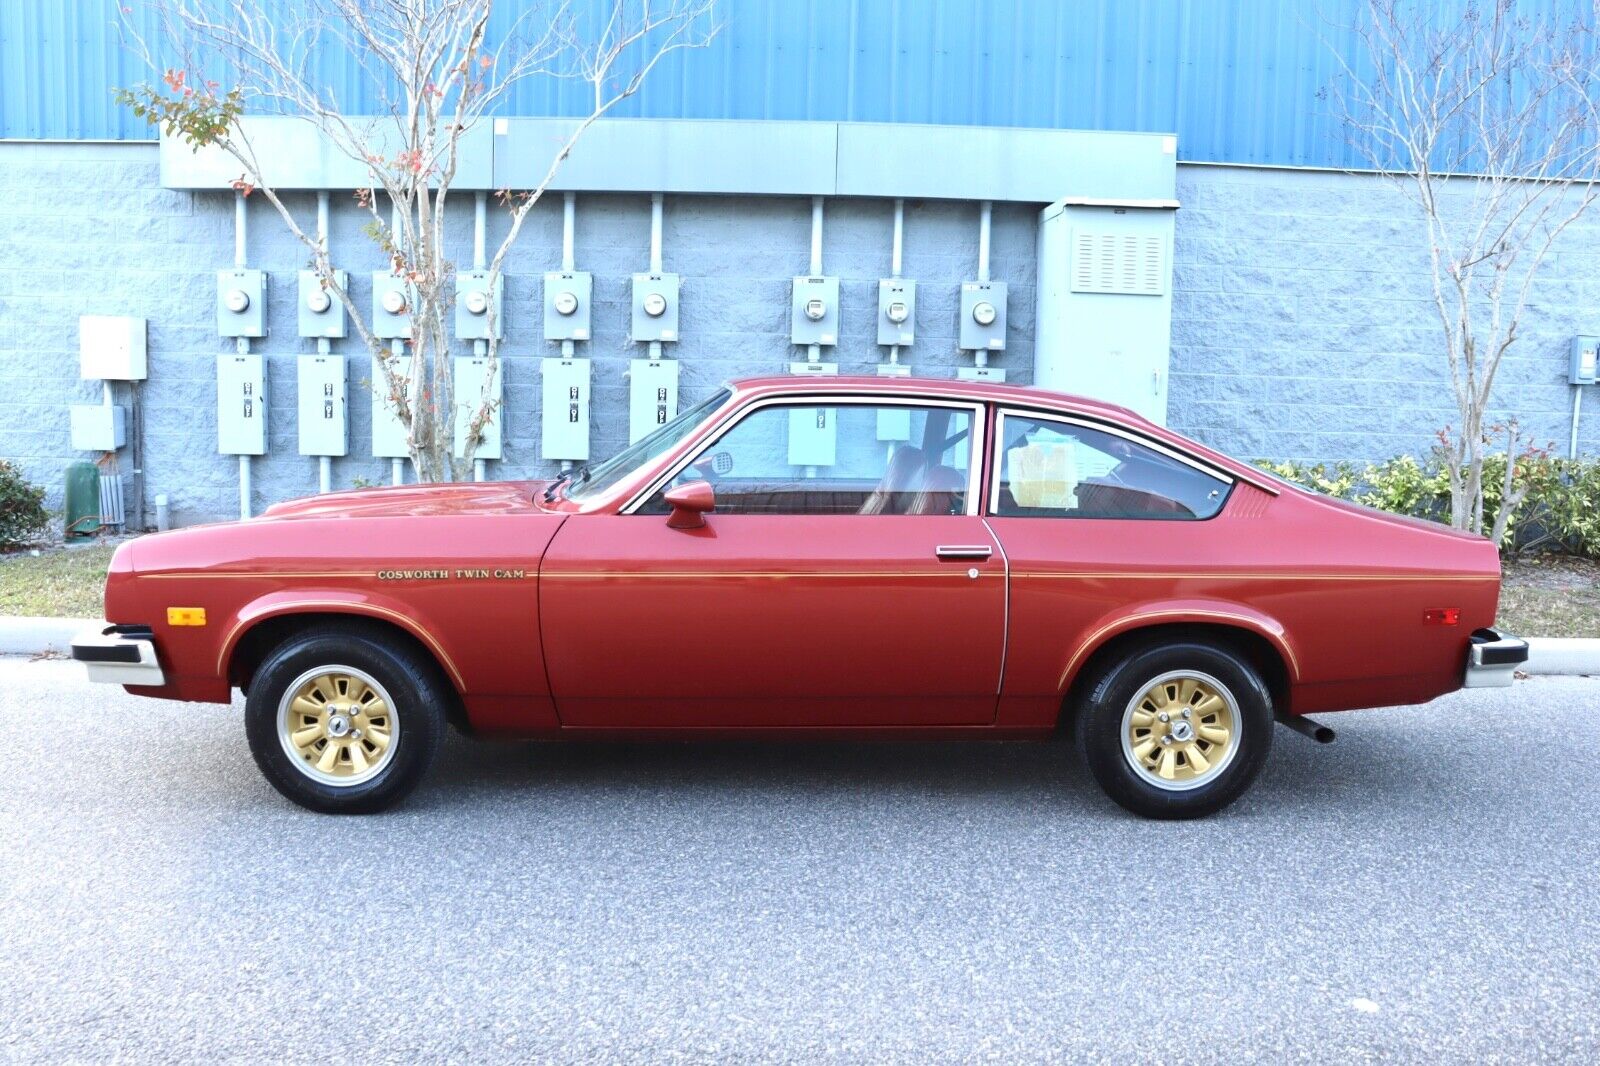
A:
260;480;548;520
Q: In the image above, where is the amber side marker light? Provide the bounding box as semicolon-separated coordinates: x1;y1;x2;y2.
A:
167;607;207;626
1423;608;1461;626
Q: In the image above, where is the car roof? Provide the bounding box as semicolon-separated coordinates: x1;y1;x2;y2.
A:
726;374;1151;425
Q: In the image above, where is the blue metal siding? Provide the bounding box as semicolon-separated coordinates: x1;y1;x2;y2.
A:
0;0;1583;168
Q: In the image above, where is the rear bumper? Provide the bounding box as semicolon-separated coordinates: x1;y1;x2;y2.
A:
71;624;166;687
1463;627;1528;689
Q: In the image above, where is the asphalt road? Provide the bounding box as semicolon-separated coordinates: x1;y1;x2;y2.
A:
1;657;1597;1064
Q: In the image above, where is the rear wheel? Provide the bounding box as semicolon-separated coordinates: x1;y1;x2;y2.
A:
1080;641;1273;819
244;625;447;813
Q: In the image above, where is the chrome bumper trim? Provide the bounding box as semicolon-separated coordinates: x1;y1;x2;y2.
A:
71;624;166;687
1463;627;1528;689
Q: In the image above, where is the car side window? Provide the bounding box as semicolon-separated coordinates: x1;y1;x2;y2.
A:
994;414;1231;520
642;402;976;516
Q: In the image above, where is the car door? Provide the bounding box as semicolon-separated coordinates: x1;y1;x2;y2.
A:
539;395;1006;728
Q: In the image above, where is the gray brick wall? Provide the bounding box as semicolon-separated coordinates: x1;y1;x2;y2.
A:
1169;164;1600;464
2;143;1598;527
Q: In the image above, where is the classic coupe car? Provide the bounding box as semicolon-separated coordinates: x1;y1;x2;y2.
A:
73;376;1527;818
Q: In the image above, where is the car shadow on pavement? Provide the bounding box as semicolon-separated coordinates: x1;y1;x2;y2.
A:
408;723;1433;820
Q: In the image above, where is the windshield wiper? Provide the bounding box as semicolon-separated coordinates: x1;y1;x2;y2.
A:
541;469;573;502
541;464;591;503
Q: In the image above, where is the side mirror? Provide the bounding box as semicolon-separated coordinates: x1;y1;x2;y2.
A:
664;480;715;529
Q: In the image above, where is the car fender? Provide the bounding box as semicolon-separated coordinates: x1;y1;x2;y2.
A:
215;588;469;693
1054;598;1301;694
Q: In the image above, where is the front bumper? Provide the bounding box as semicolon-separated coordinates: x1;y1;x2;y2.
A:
1463;627;1528;688
71;624;166;687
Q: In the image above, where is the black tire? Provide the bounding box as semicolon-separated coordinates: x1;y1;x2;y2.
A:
1079;641;1273;820
244;623;448;814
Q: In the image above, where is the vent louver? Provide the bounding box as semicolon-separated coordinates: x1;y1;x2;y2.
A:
1070;232;1166;296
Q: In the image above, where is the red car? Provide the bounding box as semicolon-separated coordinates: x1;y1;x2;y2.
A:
73;376;1526;818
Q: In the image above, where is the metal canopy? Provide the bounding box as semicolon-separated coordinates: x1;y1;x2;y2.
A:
161;116;1177;204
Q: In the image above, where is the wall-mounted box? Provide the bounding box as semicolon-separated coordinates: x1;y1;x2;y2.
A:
1034;201;1177;424
297;354;348;456
370;354;412;458
453;355;504;460
630;273;680;343
69;404;127;451
298;270;348;339
1572;336;1599;385
541;357;591;461
371;273;413;339
791;276;840;346
217;353;267;455
217;269;267;338
877;280;916;347
79;316;147;380
629;358;679;443
455;270;503;341
787;405;837;468
959;281;1007;351
543;271;593;341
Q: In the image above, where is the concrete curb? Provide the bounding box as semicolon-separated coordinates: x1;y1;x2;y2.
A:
1524;638;1600;676
0;616;98;656
0;617;1597;675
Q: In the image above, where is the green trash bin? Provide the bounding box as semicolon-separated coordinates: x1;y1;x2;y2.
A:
64;461;100;539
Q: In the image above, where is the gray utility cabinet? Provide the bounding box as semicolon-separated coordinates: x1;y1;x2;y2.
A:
1033;199;1176;425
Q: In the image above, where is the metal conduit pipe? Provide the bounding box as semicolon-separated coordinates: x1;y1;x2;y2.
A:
977;200;992;283
807;197;824;366
233;189;252;518
316;190;333;495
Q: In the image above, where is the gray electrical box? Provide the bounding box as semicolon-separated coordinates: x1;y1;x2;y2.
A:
791;276;840;346
297;354;348;457
217;269;266;338
298;269;347;339
371;273;413;339
453;355;503;459
455;270;503;341
629;357;679;443
959;281;1007;351
1572;336;1599;385
631;272;680;343
217;353;267;455
541;356;591;461
543;271;593;341
877;279;916;347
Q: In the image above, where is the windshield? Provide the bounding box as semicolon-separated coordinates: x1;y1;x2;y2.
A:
565;388;732;502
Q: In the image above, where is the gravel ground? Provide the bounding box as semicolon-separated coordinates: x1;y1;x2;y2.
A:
1;657;1597;1064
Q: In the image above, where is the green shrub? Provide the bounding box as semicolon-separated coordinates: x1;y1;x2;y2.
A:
0;459;50;551
1255;451;1600;558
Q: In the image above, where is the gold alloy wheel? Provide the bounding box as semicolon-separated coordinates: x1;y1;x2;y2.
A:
276;665;398;787
1121;670;1238;791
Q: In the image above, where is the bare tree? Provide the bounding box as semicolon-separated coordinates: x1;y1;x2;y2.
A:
1328;0;1600;537
117;0;717;483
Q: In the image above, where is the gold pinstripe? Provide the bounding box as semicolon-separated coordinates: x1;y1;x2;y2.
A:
217;600;467;691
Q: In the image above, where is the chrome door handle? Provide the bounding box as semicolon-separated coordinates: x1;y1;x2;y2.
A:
935;545;992;560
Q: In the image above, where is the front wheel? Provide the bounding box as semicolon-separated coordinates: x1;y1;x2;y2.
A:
1079;641;1274;819
244;625;447;813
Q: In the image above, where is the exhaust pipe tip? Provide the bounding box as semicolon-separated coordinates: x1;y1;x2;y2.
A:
1277;714;1336;744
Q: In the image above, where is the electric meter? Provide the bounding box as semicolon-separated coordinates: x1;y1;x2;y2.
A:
972;301;997;326
805;299;827;321
305;289;331;314
643;292;667;317
382;289;408;315
554;291;579;316
225;289;251;313
886;301;909;323
464;290;489;315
